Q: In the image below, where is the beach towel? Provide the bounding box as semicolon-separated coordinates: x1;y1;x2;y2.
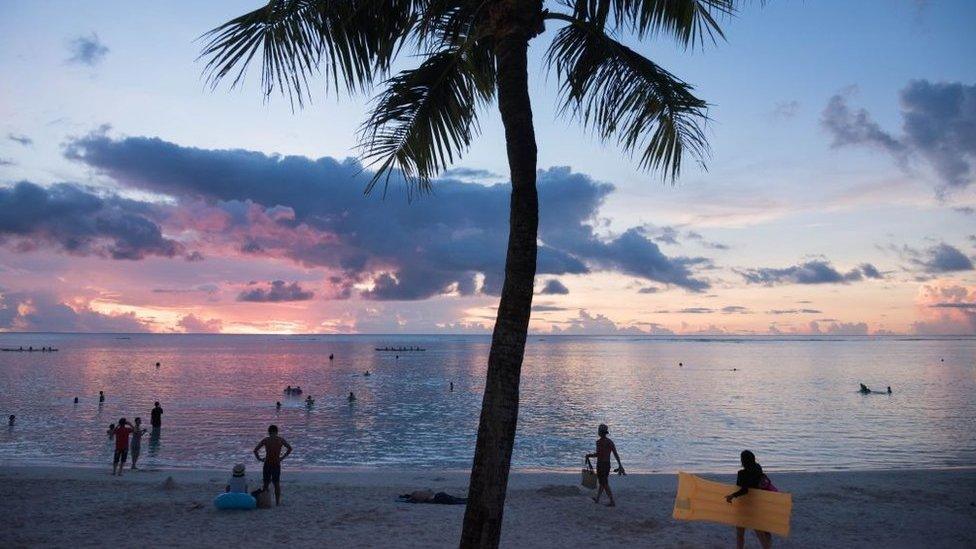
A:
672;472;792;537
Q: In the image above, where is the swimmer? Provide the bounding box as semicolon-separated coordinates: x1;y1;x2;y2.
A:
679;362;683;367
450;382;454;392
74;397;79;404
364;370;371;377
8;415;14;427
348;392;356;402
887;386;892;394
285;385;293;394
155;362;160;368
859;383;871;394
305;395;314;407
276;401;281;410
329;353;334;361
99;391;105;403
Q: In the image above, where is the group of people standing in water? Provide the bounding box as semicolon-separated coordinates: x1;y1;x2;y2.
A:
105;401;163;475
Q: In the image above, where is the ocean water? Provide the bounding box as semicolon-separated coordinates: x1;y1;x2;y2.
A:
0;333;974;473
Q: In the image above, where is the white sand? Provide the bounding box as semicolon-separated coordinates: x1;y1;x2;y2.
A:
2;465;974;548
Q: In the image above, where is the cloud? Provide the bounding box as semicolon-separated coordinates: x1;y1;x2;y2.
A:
684;230;729;250
0;291;149;333
237;280;314;303
912;283;976;334
7;133;32;146
909;243;974;273
0;181;185;260
766;309;823;314
539;279;569;295
772;100;800;119
0;158;15;167
738;260;883;286
64;134;712;299
822;81;976;192
67;33;109;66
809;320;869;335
441;167;501;180
177;314;223;333
550;309;651;335
637;286;659;294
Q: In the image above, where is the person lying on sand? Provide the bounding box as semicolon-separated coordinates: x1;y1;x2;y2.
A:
254;424;292;506
725;450;773;549
396;489;467;504
585;423;625;507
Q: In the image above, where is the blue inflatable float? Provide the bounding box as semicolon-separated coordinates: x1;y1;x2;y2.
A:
214;492;256;510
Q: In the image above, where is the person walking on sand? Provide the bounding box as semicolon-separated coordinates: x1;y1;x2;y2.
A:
725;450;773;549
585;424;625;506
112;418;133;476
130;417;147;470
150;401;163;430
253;424;292;506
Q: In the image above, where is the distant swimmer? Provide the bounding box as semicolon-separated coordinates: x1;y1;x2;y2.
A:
74;397;79;404
364;370;371;377
99;391;105;403
276;401;281;410
859;383;871;394
329;354;334;361
7;415;14;427
679;362;683;367
348;392;356;402
887;386;892;394
450;382;454;392
305;395;314;408
155;362;160;368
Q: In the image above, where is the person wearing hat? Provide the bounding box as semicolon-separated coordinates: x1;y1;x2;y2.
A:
585;424;625;507
226;464;248;493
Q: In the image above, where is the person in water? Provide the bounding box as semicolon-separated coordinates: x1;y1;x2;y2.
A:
859;383;871;394
305;395;314;407
107;423;116;437
725;450;773;549
275;401;281;410
226;463;248;493
130;417;147;470
150;402;163;430
8;415;14;427
99;391;105;404
585;424;625;507
73;397;79;404
155;362;160;368
348;392;356;402
112;418;133;476
887;386;892;394
253;424;292;505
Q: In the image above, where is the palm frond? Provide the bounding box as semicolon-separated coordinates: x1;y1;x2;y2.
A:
200;0;418;107
569;0;736;46
547;16;709;179
360;42;495;196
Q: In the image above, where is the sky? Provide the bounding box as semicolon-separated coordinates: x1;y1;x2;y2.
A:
0;0;974;335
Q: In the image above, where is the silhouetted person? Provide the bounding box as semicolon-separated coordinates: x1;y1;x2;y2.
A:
112;418;133;476
348;392;356;402
887;386;892;394
726;450;773;549
450;382;454;392
859;383;871;394
305;395;314;407
254;425;292;506
329;353;334;361
585;424;624;507
150;401;163;430
155;362;160;368
107;423;116;438
73;397;79;404
99;391;105;404
276;401;281;410
130;417;147;470
679;362;683;367
8;415;14;427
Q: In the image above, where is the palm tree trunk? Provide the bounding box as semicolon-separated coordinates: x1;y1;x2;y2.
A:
459;31;539;549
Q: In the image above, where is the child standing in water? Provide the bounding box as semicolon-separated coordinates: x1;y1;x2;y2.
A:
130;417;147;470
585;424;625;506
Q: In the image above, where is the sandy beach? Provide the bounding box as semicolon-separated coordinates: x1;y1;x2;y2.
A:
2;465;974;548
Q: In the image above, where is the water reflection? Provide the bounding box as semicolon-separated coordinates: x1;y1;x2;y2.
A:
0;333;973;472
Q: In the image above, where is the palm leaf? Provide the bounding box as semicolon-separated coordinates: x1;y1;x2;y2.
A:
547;15;709;179
569;0;736;46
199;0;418;107
360;41;495;196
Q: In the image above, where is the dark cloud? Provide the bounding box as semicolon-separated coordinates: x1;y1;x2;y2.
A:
0;291;148;333
738;260;882;286
678;307;712;314
767;309;823;315
237;280;314;303
539;279;569;295
531;304;568;312
822;81;976;192
910;243;974;273
64;134;711;299
637;286;659;294
720;306;750;314
67;33;109;66
0;158;15;166
7;133;33;146
0;181;184;260
684;230;730;250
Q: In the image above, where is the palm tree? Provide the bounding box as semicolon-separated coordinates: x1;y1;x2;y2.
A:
201;1;735;546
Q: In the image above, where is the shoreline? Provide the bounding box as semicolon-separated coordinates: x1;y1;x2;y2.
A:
3;465;974;547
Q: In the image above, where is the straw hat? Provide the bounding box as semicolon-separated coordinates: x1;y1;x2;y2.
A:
233;463;246;476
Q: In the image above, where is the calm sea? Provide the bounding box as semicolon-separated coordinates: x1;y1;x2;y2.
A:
0;333;974;473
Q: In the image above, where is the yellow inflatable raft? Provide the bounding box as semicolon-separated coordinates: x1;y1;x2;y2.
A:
672;472;792;537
